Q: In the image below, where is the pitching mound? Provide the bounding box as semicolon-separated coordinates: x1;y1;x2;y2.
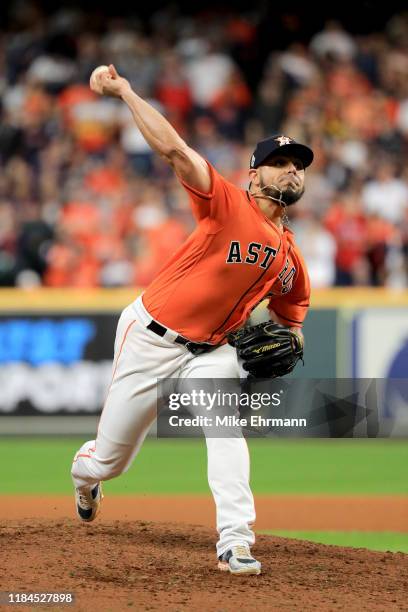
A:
1;520;407;611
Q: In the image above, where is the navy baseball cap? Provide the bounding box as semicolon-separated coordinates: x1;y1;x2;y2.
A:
250;135;314;169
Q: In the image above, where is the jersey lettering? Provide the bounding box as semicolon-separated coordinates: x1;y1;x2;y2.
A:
144;162;310;342
282;267;296;286
281;267;296;293
226;241;242;263
227;242;277;269
278;258;289;279
260;245;278;269
244;242;262;265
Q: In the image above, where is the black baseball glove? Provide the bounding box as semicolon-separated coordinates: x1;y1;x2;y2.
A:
227;321;304;379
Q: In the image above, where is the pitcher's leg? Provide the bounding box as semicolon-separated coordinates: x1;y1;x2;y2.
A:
206;435;256;557
180;344;256;558
71;303;189;493
71;379;157;489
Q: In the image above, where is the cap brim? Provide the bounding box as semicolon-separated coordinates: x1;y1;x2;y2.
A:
263;143;314;168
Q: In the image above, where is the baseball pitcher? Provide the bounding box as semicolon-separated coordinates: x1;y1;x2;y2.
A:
71;64;313;576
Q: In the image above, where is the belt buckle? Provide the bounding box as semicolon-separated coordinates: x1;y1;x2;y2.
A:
185;341;214;355
185;341;201;355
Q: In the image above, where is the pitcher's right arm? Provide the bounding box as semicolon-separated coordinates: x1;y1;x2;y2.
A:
92;64;211;193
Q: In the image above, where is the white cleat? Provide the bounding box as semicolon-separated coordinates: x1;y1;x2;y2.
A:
218;545;261;575
75;483;103;522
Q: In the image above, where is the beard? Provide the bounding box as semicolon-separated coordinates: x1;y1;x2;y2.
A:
259;178;305;207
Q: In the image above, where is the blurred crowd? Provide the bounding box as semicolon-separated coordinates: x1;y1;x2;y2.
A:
1;3;408;288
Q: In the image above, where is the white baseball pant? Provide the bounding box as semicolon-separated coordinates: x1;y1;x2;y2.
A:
71;296;256;557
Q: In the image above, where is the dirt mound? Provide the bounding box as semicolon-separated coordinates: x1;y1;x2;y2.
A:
1;520;407;611
1;495;408;531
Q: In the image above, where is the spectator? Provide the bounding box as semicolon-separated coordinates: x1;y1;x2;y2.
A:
183;40;237;109
365;213;396;285
292;213;336;288
0;5;407;290
0;200;17;285
278;43;319;88
362;161;408;225
155;51;193;127
324;192;368;286
15;202;53;281
310;19;357;62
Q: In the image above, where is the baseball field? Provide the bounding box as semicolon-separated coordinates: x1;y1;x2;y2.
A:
1;437;407;610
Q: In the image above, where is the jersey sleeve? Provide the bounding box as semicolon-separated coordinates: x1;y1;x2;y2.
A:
267;250;311;328
178;161;241;229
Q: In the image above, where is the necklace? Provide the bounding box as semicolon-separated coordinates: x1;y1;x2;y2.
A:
281;202;290;227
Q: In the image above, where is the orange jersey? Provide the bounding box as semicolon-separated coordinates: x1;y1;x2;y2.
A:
143;162;310;343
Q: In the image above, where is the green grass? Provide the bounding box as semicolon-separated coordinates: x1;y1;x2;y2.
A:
248;438;408;495
0;437;407;495
261;530;408;554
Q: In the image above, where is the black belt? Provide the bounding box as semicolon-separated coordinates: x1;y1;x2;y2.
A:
146;320;216;355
